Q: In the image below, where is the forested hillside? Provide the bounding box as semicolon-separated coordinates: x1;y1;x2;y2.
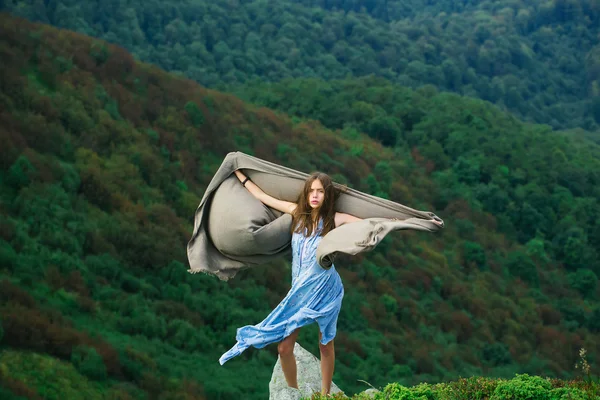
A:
1;14;600;400
232;77;600;259
3;0;600;131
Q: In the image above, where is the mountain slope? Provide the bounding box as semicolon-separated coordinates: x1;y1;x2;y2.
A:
2;0;600;131
0;14;599;400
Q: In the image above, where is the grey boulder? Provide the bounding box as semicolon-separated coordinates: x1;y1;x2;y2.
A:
269;343;343;400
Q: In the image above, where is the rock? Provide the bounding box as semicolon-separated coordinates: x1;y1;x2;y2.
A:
269;343;344;400
270;387;302;400
361;388;380;398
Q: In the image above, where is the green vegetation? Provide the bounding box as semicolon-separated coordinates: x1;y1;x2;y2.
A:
304;373;599;399
2;0;600;131
307;350;600;398
231;76;600;269
0;13;599;400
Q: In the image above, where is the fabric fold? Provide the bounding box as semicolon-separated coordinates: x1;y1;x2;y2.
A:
187;151;443;281
317;217;441;268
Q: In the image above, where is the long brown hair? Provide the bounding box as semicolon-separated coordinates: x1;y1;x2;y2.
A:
291;172;342;237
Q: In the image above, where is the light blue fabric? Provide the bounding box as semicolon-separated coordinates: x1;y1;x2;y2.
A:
219;219;344;365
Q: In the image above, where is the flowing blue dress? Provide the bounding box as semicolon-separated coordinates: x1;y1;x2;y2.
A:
219;219;344;365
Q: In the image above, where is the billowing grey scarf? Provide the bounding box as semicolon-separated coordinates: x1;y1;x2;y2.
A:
187;152;443;281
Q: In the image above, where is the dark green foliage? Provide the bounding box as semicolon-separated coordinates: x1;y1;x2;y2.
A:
482;343;512;367
379;294;398;315
184;101;204;127
592;97;600;124
0;13;600;400
505;250;539;287
0;240;18;271
85;254;122;282
454;156;481;185
71;346;107;381
59;163;81;193
588;308;600;333
7;155;36;190
568;269;598;298
120;274;141;293
234;76;600;276
90;42;108;65
3;0;600;131
553;227;597;271
558;301;588;330
0;387;27;400
462;241;487;270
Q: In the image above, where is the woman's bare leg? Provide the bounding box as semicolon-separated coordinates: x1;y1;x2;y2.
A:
278;329;300;389
319;331;335;395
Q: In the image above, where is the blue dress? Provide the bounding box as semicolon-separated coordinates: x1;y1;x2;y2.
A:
219;219;344;365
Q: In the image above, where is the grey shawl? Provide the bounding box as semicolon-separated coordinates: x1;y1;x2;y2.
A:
187;152;444;281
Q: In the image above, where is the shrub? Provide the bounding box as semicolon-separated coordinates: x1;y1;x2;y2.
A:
505;251;539;286
374;383;428;400
482;343;512;366
184;101;204;127
463;241;486;270
491;374;552;400
550;387;587;400
439;376;499;400
567;269;598;297
71;345;107;381
380;294;398;314
85;253;122;281
411;383;435;400
7;155;36;189
0;241;18;271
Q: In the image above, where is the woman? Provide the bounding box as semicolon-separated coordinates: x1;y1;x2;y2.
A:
218;169;358;395
219;169;443;394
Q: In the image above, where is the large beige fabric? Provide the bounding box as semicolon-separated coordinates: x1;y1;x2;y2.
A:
187;152;443;281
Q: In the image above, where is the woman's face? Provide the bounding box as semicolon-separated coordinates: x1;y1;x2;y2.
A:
308;179;325;209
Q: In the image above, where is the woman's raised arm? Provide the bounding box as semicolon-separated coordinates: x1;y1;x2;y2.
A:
234;170;297;214
334;212;362;228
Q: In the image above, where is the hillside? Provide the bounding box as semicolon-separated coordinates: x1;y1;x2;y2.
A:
0;14;599;400
2;0;600;132
231;76;600;260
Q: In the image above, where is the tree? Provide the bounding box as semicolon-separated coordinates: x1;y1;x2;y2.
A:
505;250;539;286
591;96;600;124
367;116;401;147
462;241;486;270
453;156;481;185
71;346;108;381
7;155;36;190
184;101;205;127
553;226;594;270
568;269;598;297
482;342;512;366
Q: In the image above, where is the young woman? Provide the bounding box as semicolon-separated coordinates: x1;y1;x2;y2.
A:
218;169;359;395
219;170;442;394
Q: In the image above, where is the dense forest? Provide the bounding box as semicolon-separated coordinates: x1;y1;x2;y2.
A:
1;12;600;400
232;76;600;258
3;0;600;132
